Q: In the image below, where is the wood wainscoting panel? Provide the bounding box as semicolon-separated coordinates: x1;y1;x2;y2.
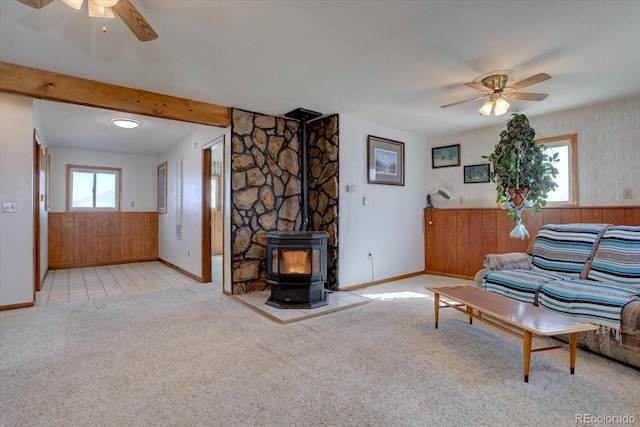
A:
60;213;74;266
49;212;158;269
602;208;626;225
424;206;640;279
73;213;87;266
626;208;640;225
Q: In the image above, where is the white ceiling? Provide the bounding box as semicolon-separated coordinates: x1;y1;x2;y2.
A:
2;0;639;155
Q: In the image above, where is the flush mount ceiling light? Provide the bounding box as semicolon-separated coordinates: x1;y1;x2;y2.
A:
110;118;141;129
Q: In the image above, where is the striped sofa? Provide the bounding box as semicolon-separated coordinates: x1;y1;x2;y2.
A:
474;224;640;368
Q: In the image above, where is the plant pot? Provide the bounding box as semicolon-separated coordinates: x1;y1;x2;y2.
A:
508;188;530;207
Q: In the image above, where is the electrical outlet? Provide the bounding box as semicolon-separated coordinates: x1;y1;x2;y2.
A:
459;196;464;205
346;185;356;193
623;188;633;199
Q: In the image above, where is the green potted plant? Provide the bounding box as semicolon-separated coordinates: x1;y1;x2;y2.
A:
483;113;558;238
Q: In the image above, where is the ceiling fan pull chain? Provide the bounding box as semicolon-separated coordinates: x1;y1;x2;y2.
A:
103;8;108;32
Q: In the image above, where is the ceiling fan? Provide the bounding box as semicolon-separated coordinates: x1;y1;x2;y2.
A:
17;0;158;42
441;70;550;116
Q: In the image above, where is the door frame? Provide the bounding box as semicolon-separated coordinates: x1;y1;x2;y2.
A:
201;135;225;284
32;130;42;294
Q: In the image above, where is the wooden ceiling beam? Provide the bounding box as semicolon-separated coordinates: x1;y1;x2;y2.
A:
0;61;230;128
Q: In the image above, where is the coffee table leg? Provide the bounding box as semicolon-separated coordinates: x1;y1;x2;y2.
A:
523;331;532;383
434;292;439;329
569;332;578;375
467;306;473;324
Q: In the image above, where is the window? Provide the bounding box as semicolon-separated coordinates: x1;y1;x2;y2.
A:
211;174;220;211
67;165;122;211
537;133;578;206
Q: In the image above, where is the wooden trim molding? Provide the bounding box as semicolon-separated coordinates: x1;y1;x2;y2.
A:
0;301;35;311
0;61;231;128
158;258;202;283
340;271;424;291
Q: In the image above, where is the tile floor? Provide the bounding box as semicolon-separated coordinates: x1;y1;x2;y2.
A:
38;260;370;323
233;289;371;323
37;261;200;305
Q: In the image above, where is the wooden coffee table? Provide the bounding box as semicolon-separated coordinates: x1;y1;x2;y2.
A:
426;284;599;382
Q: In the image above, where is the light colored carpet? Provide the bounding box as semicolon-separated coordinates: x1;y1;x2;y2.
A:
1;275;638;427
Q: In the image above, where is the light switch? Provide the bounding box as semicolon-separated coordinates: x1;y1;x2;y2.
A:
2;202;17;213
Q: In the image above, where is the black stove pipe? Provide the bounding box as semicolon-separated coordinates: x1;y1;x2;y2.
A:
284;108;323;232
300;118;310;231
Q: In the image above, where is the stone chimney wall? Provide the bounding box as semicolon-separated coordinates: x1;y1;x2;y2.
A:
308;115;339;290
230;109;340;294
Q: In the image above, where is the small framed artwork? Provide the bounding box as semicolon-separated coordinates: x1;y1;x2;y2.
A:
367;135;405;186
432;144;460;168
158;161;168;214
464;163;490;184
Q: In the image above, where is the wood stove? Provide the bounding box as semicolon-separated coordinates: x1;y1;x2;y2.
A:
266;231;329;309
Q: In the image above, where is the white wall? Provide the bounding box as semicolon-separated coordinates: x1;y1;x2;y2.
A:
158;126;229;279
339;115;428;288
48;147;159;212
0;94;34;306
427;95;640;209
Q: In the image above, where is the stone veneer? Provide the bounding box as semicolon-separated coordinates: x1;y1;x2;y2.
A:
230;108;339;295
307;115;339;290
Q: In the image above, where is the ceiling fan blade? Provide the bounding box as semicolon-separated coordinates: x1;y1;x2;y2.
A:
506;92;549;101
440;95;488;108
507;73;551;91
17;0;54;9
111;0;158;42
464;81;492;93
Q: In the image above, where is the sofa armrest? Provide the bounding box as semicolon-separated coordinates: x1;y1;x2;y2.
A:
483;252;532;271
474;268;490;288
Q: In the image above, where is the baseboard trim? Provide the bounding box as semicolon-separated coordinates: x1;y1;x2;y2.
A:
340;271;425;291
0;301;35;311
423;270;474;280
48;258;159;270
158;258;202;283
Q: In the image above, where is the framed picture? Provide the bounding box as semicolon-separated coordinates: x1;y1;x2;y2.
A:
432;144;460;168
158;161;167;214
367;135;405;186
464;163;490;184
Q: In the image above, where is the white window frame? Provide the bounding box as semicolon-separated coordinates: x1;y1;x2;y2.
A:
66;164;122;211
537;133;578;206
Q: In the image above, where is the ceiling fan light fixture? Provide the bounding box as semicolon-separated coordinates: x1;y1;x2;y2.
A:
94;0;119;7
493;97;510;116
479;100;493;116
62;0;83;9
88;0;115;17
110;118;141;129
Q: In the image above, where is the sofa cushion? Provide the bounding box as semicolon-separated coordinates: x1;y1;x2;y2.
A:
483;252;532;270
588;226;640;288
483;270;559;304
538;278;640;333
531;223;609;278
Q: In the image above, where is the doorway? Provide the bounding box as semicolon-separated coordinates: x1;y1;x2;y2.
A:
202;136;225;284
